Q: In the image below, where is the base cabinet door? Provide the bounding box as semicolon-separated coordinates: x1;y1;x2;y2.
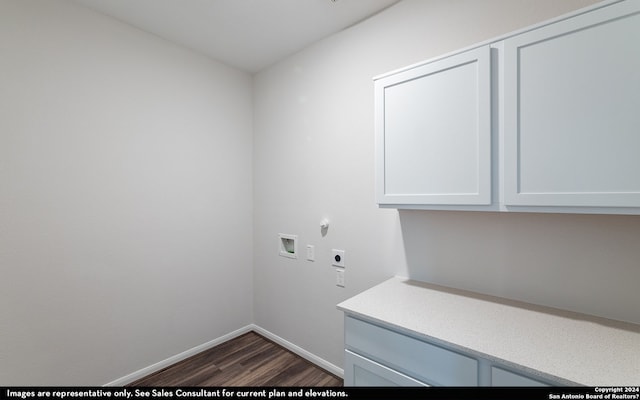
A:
491;367;550;387
344;350;429;387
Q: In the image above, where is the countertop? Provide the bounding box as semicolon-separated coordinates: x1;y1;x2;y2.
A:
337;276;640;386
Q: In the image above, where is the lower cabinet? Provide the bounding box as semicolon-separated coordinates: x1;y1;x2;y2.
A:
345;315;477;386
344;315;555;387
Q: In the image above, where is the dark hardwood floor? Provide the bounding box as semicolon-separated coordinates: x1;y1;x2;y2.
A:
128;331;343;387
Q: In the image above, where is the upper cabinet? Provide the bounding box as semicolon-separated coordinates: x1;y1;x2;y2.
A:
375;46;492;206
503;0;640;208
375;0;640;214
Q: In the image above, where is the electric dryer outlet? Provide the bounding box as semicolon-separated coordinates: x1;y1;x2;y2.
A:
332;249;345;268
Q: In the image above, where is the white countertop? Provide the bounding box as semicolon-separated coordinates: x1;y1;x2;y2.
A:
337;276;640;386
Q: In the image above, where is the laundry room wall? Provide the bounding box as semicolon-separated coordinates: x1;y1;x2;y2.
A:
252;0;640;372
0;0;253;385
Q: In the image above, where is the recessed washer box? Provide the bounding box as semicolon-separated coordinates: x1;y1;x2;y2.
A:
279;233;298;259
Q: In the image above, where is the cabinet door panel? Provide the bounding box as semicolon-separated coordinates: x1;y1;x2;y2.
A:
491;367;550;387
376;46;491;206
503;1;640;207
344;350;429;387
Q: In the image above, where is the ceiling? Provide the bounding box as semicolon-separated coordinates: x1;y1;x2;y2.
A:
72;0;401;73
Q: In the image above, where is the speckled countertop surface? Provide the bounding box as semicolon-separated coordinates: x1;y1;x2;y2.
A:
337;276;640;386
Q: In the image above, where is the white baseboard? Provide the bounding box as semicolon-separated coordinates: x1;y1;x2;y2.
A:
104;324;343;386
104;325;253;386
249;324;344;379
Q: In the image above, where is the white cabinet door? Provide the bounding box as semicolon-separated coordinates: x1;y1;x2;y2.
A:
503;1;640;207
375;46;492;206
344;350;429;387
491;367;550;387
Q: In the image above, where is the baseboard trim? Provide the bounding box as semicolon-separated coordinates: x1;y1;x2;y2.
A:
250;324;344;379
104;324;343;386
104;325;254;386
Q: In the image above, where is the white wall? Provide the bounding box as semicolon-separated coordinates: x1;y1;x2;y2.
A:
0;0;253;385
253;0;640;371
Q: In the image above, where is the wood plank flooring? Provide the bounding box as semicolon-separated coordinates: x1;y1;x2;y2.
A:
128;331;343;387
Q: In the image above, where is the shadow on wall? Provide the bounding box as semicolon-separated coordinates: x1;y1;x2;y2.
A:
398;210;526;291
397;209;640;324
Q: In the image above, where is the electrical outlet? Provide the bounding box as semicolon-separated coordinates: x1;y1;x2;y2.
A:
332;249;345;267
336;268;345;287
